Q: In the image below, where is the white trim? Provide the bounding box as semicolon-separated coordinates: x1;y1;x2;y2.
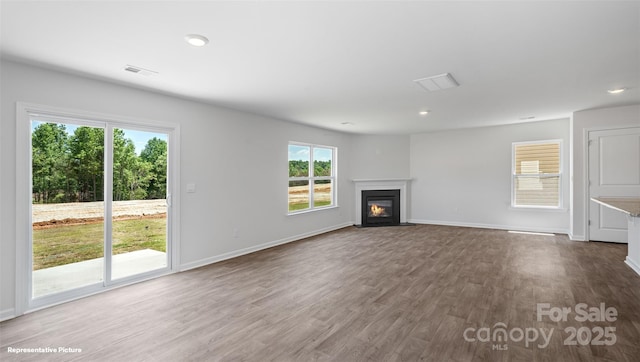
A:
180;222;353;272
408;218;570;236
625;257;640;277
354;179;411;225
20;103;178;131
568;233;586;241
569;116;575;242
169;127;181;277
15;102;180;316
105;126;114;284
287;205;340;216
352;178;412;183
15;103;31;316
509;206;568;212
0;308;16;322
584;128;591;241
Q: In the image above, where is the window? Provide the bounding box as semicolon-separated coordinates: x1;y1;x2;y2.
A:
512;140;561;208
288;142;336;213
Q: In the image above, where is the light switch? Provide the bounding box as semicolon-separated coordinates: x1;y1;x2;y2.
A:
186;183;196;193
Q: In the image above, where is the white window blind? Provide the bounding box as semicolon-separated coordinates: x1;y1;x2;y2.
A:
512;141;561;208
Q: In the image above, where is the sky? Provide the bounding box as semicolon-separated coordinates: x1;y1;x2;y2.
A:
32;121;166;155
288;145;332;162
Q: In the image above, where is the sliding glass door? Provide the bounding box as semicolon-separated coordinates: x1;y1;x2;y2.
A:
110;127;168;280
31;121;105;297
30;117;171;300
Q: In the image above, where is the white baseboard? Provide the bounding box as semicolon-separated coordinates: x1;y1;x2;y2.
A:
179;222;353;272
0;308;16;322
408;219;569;236
625;257;640;277
568;233;586;241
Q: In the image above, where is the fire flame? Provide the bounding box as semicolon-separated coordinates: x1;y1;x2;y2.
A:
370;203;386;216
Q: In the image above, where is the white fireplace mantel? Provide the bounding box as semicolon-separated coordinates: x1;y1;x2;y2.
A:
353;178;411;225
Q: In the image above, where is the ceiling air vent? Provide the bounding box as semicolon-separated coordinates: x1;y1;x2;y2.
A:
414;73;459;92
124;65;158;77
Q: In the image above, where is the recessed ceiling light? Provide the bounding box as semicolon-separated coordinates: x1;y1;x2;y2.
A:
607;88;626;94
419;111;430;116
185;34;209;47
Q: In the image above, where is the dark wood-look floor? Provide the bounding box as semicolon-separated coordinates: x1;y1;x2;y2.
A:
2;224;640;361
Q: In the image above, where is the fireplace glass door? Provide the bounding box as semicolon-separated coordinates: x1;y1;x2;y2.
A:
368;200;392;218
361;189;401;226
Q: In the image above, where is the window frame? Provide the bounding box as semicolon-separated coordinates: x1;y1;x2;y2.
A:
511;139;563;209
287;142;337;214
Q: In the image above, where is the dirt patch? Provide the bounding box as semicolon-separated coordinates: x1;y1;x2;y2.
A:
288;184;332;204
32;199;167;223
33;213;167;230
32;199;168;229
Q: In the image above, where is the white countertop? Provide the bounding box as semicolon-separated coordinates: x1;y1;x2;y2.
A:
591;197;640;217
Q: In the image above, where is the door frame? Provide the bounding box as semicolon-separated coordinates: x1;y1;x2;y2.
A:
584;126;639;242
15;102;181;315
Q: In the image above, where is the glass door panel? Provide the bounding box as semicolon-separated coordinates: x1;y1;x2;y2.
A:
32;121;105;297
111;128;168;280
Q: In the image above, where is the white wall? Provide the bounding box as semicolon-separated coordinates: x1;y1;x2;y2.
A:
348;134;412;223
0;60;355;318
349;135;410;180
571;104;640;240
410;119;571;233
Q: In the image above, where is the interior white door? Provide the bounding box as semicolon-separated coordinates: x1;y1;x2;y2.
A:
588;127;640;242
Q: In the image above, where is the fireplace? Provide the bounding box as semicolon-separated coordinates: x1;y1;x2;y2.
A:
361;189;401;226
353;178;410;226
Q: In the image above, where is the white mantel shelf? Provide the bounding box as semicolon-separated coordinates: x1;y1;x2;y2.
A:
352;178;412;182
354;179;411;226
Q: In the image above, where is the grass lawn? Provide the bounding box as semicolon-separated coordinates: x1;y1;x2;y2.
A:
33;217;166;270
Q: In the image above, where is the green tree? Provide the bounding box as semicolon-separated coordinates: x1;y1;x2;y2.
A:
69;127;104;202
32;125;167;203
32;123;69;203
113;129;151;200
289;160;309;177
314;160;331;177
140;137;167;199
